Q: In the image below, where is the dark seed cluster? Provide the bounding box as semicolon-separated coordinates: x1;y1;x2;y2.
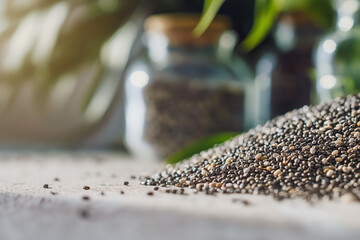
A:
142;95;360;201
143;80;245;159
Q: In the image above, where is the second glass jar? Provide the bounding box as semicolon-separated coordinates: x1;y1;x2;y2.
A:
124;14;252;161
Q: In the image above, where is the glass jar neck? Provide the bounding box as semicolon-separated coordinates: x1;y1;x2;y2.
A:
335;0;360;31
146;33;220;62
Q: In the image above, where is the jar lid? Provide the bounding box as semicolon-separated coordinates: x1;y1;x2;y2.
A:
144;13;231;46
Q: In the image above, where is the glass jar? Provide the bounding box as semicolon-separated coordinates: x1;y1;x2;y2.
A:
255;12;322;124
124;14;252;161
316;0;360;102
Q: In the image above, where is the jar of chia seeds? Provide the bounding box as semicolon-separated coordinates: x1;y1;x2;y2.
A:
124;13;252;161
255;12;322;124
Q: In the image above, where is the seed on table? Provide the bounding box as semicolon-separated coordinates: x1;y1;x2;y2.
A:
274;169;281;177
266;166;273;171
43;184;49;189
124;181;129;186
226;157;234;164
326;169;335;177
335;158;343;162
210;182;217;188
147;192;154;196
179;178;186;184
331;150;339;157
310;146;316;154
342;167;352;173
289;188;297;194
82;196;90;201
243;167;251;174
154;187;159;191
80;210;90;219
255;154;262;160
83;186;90;190
334;124;342;130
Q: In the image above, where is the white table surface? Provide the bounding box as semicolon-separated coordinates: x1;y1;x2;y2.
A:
0;151;359;240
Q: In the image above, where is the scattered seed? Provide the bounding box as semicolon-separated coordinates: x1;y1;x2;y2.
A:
82;196;90;201
326;169;335;177
147;192;154;196
335;158;343;162
124;181;129;186
43;184;49;189
310;146;316;154
274;169;281;178
331;150;339;157
83;186;90;190
80;210;90;219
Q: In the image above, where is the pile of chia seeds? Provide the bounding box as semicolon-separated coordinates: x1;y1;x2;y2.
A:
142;95;360;201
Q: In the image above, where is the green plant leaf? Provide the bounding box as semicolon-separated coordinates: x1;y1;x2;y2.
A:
302;0;334;29
241;0;278;51
166;132;240;165
193;0;225;37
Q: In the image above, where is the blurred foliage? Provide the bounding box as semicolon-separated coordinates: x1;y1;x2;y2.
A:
196;0;335;51
0;0;140;108
166;132;239;165
153;0;255;41
0;0;255;103
193;0;225;37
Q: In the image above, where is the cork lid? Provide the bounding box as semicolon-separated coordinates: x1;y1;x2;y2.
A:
144;13;231;46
